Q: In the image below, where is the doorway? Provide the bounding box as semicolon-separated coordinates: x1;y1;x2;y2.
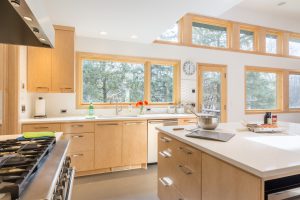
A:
197;64;227;122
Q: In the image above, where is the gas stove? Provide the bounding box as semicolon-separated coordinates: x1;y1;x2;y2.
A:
0;137;56;200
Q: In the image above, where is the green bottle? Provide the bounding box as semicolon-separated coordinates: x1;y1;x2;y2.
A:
88;102;94;116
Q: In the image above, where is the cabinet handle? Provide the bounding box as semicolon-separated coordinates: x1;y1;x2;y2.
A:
71;153;84;157
159;151;171;158
124;122;146;125
159;177;173;187
184;120;196;123
71;124;84;128
159;136;172;143
177;165;193;175
36;87;49;90
34;126;49;129
71;135;84;139
97;123;119;126
178;146;193;155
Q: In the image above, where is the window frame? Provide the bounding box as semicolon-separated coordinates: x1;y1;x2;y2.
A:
76;52;180;108
287;71;300;112
244;66;284;114
191;16;231;49
264;30;282;55
239;25;258;52
155;21;182;44
288;33;300;57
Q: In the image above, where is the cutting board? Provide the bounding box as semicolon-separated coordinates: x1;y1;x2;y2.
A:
186;130;235;142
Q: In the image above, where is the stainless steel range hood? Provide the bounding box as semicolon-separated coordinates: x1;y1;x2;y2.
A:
0;0;54;48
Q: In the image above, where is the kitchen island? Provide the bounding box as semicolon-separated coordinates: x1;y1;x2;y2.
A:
157;122;300;200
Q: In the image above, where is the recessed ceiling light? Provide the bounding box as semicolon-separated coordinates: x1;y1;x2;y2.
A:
100;31;107;35
131;35;138;39
24;16;32;21
277;2;286;6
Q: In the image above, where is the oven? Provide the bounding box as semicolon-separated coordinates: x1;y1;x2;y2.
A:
265;174;300;200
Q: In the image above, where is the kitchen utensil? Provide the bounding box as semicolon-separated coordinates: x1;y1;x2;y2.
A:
197;116;219;130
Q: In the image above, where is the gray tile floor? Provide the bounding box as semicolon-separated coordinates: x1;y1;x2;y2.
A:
72;165;159;200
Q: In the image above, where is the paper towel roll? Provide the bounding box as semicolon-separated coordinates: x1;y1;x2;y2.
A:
35;97;46;116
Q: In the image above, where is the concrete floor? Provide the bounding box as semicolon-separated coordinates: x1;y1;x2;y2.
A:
72;165;159;200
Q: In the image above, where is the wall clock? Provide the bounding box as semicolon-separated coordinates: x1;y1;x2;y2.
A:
183;60;196;76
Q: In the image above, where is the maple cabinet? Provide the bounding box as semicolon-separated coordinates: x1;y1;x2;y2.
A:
27;26;74;93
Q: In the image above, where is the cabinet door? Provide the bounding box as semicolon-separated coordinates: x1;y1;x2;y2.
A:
94;122;123;169
122;121;147;166
27;47;52;92
51;28;74;93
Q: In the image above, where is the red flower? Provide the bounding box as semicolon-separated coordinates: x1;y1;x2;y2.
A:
138;101;143;106
144;100;148;105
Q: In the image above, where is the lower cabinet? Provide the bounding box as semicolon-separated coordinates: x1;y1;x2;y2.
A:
94;122;123;169
122;121;147;166
69;151;94;172
158;132;263;200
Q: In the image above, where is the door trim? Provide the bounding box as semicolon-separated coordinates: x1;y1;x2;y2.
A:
197;63;227;122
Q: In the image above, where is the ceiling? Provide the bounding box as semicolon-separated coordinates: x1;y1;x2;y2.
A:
43;0;300;43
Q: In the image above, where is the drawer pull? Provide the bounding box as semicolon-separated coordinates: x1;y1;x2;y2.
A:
71;124;84;128
159;177;173;187
97;123;119;126
159;151;171;158
71;153;84;157
178;165;193;175
71;135;84;139
34;127;49;129
178;146;193;155
184;120;196;123
160;136;172;143
124;122;146;125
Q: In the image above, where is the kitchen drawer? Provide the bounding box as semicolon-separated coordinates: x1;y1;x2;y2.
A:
22;123;61;132
64;132;94;153
158;176;184;200
61;122;94;134
178;118;197;125
158;132;176;152
69;150;94;172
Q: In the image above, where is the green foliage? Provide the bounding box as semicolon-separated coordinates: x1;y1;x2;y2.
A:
246;71;277;110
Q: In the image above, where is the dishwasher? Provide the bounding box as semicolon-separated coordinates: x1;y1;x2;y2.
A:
147;119;178;164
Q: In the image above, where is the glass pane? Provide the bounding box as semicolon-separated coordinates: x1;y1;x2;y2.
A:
240;30;254;51
151;64;174;103
192;22;227;48
157;24;178;42
266;34;277;54
289;38;300;56
202;71;221;119
246;71;277;110
82;60;144;103
289;74;300;108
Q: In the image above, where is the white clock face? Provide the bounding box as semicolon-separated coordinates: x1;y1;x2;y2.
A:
183;60;196;76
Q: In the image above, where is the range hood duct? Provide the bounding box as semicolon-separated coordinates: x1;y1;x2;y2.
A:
0;0;53;48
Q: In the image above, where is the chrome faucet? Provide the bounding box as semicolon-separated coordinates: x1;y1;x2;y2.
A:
109;91;123;115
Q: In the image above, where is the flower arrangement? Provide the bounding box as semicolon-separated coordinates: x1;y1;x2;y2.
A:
136;100;148;115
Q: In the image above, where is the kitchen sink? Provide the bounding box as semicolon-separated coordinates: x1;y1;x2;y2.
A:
97;114;139;119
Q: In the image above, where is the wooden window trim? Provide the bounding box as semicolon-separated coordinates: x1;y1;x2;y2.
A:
244;66;284;114
76;52;180;109
154;13;300;60
190;16;232;49
287;71;300;112
239;25;258;52
264;30;283;55
288;33;300;57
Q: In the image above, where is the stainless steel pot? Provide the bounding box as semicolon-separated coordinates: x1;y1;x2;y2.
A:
197;115;219;130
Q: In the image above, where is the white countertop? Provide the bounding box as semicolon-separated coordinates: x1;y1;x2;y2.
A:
157;122;300;180
20;113;195;124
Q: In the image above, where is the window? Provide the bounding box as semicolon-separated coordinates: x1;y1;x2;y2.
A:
240;29;255;51
192;21;228;48
150;64;174;103
76;53;180;107
289;36;300;57
266;34;277;54
157;23;179;43
245;67;283;112
289;73;300;109
82;60;144;103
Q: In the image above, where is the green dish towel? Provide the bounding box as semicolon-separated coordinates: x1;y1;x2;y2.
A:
23;131;55;139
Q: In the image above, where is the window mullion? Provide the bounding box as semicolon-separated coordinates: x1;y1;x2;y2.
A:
144;61;151;103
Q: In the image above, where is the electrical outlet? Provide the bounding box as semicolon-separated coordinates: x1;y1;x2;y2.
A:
192;89;195;93
60;109;67;114
21;105;26;113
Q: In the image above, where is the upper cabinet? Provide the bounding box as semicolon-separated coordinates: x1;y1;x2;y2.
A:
27;26;75;93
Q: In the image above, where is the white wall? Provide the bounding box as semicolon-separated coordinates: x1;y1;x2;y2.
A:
24;36;300;123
